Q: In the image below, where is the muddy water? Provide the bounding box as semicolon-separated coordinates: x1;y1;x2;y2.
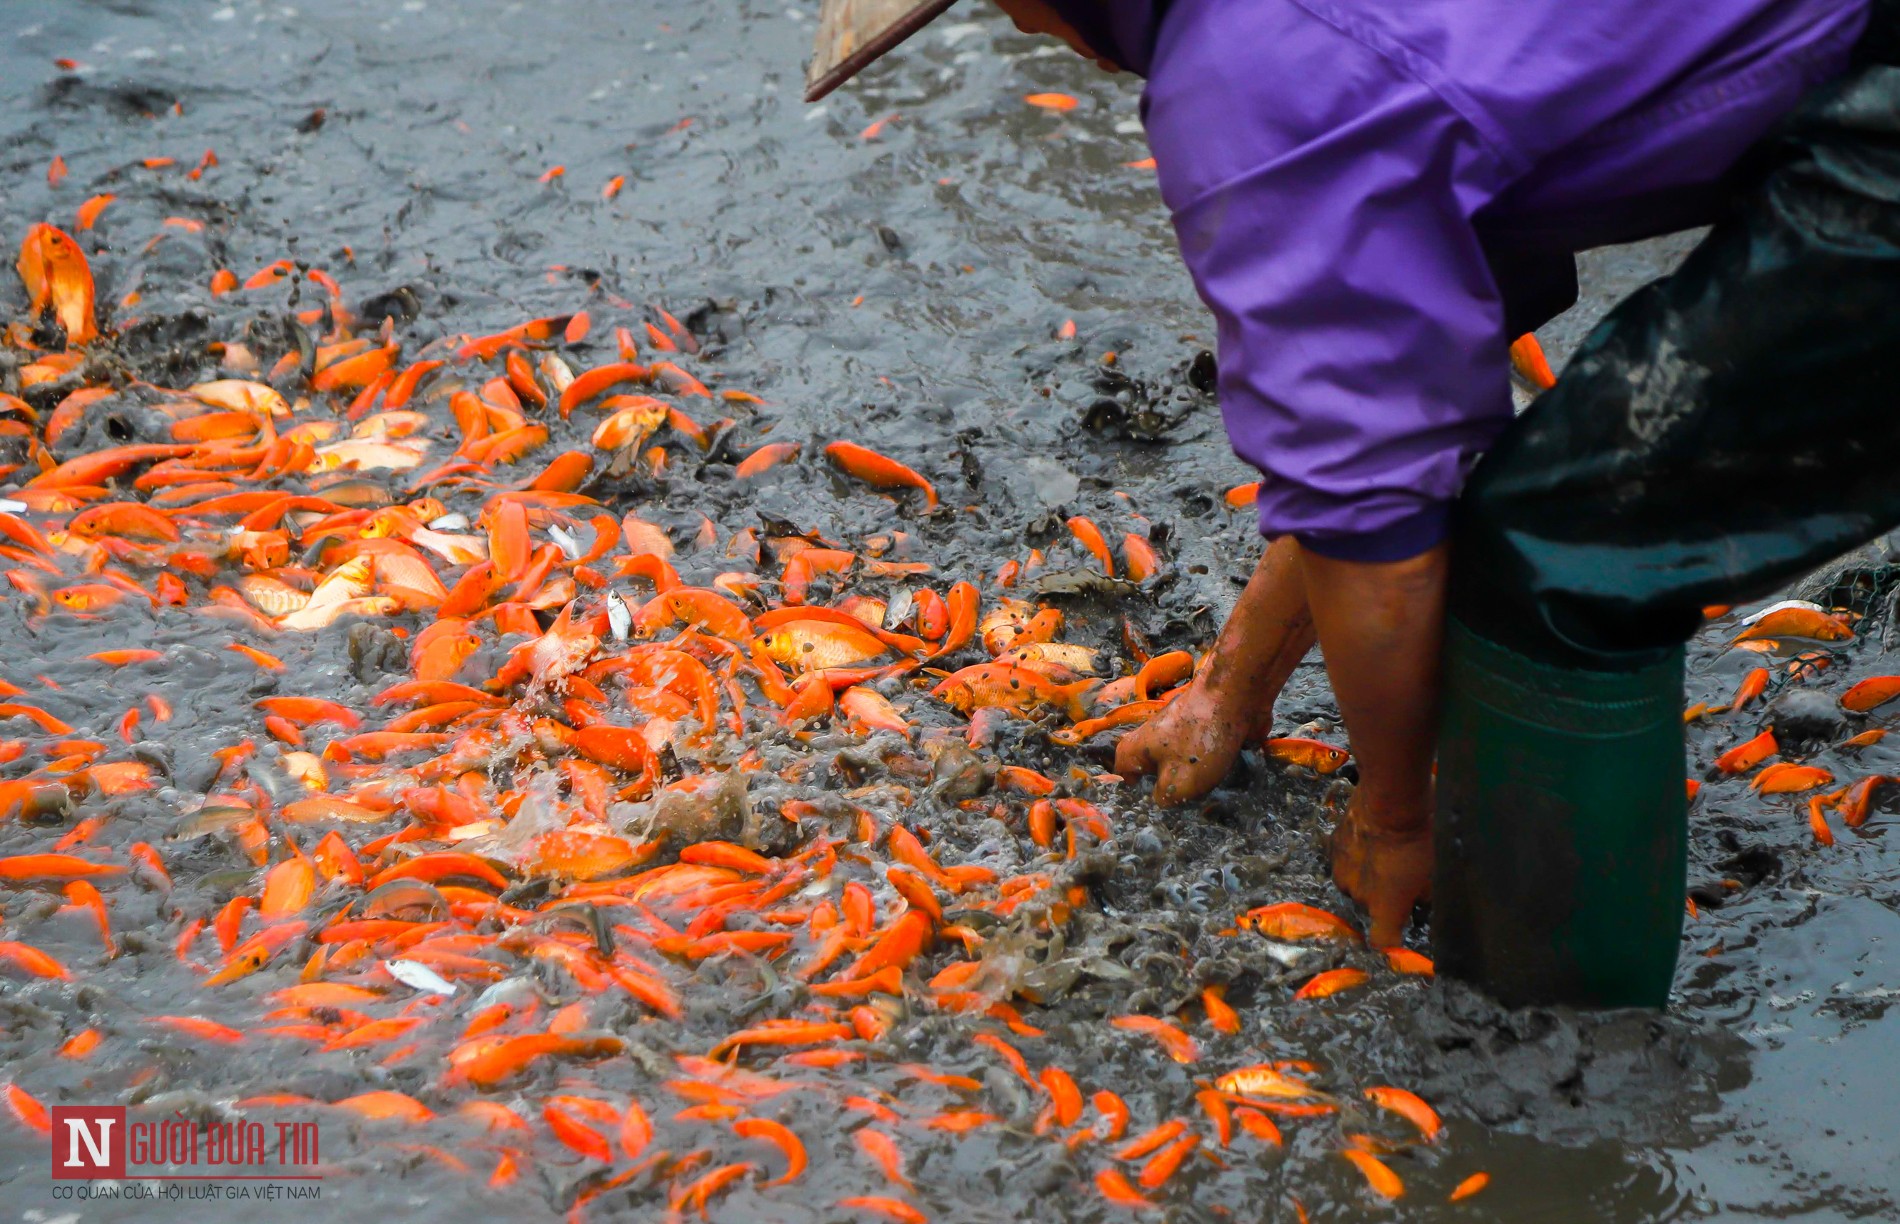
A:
0;1;1894;1220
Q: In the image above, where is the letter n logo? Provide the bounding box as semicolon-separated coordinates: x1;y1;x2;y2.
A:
50;1106;125;1179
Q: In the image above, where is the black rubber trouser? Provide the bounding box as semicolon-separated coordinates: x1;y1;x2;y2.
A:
1453;4;1900;666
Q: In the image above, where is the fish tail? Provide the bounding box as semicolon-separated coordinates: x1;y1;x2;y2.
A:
1060;679;1102;723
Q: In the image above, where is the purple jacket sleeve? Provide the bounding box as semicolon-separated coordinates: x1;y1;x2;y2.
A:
1138;0;1867;561
1142;0;1515;561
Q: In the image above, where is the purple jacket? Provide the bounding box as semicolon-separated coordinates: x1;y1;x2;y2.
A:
1054;0;1868;559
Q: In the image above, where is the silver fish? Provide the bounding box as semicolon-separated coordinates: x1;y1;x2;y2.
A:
606;589;631;642
470;975;538;1011
384;958;457;996
1740;598;1827;626
548;523;583;561
884;587;915;632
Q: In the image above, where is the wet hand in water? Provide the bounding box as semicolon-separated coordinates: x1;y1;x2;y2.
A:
1330;793;1433;948
1117;535;1317;806
1114;669;1271;805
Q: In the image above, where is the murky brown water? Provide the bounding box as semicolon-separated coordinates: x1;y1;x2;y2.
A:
0;2;1894;1221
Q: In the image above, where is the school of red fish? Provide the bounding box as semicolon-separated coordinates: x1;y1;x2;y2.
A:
1;186;1894;1217
0;216;1497;1217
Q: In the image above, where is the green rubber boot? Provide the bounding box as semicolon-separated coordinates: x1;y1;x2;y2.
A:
1432;616;1687;1008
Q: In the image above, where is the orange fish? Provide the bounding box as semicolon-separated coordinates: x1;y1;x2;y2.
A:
854;1127;912;1188
1733;607;1851;643
736;441;801;478
1749;762;1833;794
1066;515;1115;576
0;940;73;980
758;617;890;673
1263;737;1350;774
5;1083;51;1133
1449;1171;1491;1202
1137;1131;1199;1189
1294;967;1370;1000
17;223;97;344
1201;984;1241;1034
1508;333;1557;390
1214;1065;1318;1101
444;1033;616;1087
1095;1168;1155;1208
1713;730;1777;775
1834;774;1893;828
1341;1149;1405;1198
1040;1066;1084;1130
1808;794;1837;845
1234;1107;1283;1146
558;361;650;416
1238;902;1357;942
1108;1015;1198;1064
75;194;116;231
543;1100;613;1161
1383;947;1435;976
836;1198;927;1224
734;1117;807;1186
1122;533;1162;583
89;649;164;666
58;1028;103;1059
824;441;938;509
1363;1086;1441;1139
146;1015;246;1044
0;853;126;882
846;910;934;980
670;1162;753;1216
331;1091;434;1123
930;661;1096;721
1840;675;1900;712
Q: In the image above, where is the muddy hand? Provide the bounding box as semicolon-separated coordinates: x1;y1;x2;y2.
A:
1118;536;1317;806
1114;669;1270;805
1330;793;1433;948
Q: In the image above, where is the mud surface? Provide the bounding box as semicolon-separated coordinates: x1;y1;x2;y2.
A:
0;2;1894;1221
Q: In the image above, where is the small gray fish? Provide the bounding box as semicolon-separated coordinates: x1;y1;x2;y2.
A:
884;587;915;632
470;975;537;1011
606;589;631;642
428;512;470;531
358;878;450;921
174;804;258;840
384;958;457;995
548;523;582;561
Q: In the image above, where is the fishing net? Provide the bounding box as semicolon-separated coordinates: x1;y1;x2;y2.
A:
1452;6;1900;665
